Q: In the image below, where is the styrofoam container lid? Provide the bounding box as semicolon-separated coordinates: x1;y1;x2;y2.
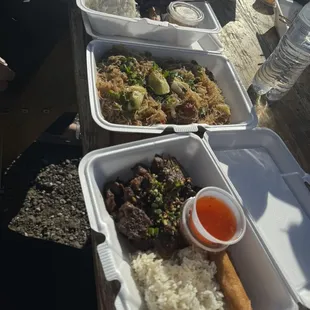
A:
77;0;222;47
206;128;310;309
82;12;224;53
87;39;257;134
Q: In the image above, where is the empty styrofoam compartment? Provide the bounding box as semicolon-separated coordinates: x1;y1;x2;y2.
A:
82;12;224;54
77;0;221;47
87;39;257;134
206;128;310;309
79;133;299;310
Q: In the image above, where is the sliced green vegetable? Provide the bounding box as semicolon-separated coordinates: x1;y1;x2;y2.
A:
163;70;170;78
108;90;120;100
128;91;144;111
164;95;179;107
187;79;196;90
147;227;159;237
154;227;159;236
127;85;147;95
169;71;182;80
119;57;145;86
174;180;184;188
171;78;189;97
152;61;159;71
148;227;154;236
128;75;145;86
120;64;132;75
119;86;147;111
148;71;170;95
119;91;131;105
199;107;206;118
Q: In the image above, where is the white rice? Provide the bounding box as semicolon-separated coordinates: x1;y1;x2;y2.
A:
131;247;224;310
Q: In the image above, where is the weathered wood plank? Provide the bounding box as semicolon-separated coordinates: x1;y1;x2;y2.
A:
1;33;77;169
68;3;114;310
68;2;111;153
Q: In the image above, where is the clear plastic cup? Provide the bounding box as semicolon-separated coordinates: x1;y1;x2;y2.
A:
189;187;246;246
180;198;228;252
167;1;204;27
180;187;246;252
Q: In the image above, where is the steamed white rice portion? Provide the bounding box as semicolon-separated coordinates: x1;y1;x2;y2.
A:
131;247;224;310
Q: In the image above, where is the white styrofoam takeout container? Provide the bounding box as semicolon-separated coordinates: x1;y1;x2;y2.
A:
77;0;222;47
207;128;310;309
82;11;224;54
275;0;302;37
87;39;257;134
79;129;310;310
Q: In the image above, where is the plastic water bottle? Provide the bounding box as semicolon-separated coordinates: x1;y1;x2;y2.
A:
252;2;310;101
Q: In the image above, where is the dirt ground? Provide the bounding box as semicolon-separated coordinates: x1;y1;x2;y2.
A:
8;158;90;248
0;142;97;310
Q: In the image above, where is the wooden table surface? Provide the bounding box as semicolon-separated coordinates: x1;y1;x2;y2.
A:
68;0;310;309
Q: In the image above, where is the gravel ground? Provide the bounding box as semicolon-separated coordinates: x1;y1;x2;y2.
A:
8;158;90;248
1;142;90;248
0;142;97;310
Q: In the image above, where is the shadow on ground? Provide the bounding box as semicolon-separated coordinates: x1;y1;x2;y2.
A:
0;142;97;310
0;0;68;95
208;0;237;27
256;28;279;60
0;228;97;310
252;0;274;15
1;142;82;227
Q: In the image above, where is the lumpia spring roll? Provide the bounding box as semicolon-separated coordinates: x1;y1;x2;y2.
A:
210;251;252;310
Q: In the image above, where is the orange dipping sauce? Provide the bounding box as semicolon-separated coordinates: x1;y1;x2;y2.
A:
189;196;237;244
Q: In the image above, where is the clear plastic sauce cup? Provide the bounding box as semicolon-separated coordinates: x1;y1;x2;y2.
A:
167;1;204;27
180;198;228;253
184;187;246;249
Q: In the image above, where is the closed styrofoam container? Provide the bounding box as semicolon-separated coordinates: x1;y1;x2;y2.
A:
87;39;257;134
79;130;310;310
82;11;224;54
77;0;221;47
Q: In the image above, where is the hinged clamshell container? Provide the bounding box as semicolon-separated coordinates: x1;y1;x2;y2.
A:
206;128;310;309
82;12;224;53
87;39;257;134
79;129;310;310
77;0;221;47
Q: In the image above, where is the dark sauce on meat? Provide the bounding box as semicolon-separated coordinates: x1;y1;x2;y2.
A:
103;155;200;257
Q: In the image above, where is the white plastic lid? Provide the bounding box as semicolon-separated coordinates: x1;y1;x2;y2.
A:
206;129;310;309
168;1;204;27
